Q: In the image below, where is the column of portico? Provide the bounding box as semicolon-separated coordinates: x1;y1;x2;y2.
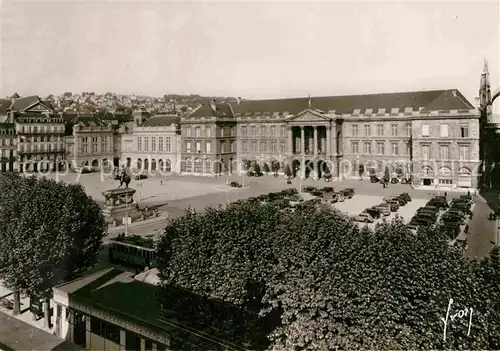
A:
326;125;331;155
300;126;306;179
313;126;319;179
288;126;293;153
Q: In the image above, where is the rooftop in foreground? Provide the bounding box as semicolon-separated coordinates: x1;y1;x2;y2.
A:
0;311;82;351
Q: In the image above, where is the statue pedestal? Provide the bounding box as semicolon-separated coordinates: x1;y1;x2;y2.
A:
102;188;141;218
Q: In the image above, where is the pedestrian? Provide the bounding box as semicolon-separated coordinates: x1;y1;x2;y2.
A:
468;190;470;197
444;191;447;198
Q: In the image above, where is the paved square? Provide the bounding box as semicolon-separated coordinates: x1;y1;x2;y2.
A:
30;172;238;206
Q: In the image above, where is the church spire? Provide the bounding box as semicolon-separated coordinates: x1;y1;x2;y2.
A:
483;57;489;74
480;58;492;110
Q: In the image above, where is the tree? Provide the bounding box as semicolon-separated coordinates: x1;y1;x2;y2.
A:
383;166;390;182
155;200;500;350
253;163;261;175
284;164;292;179
0;173;106;323
263;163;270;173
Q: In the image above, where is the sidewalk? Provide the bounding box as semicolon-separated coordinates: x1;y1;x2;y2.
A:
107;212;170;231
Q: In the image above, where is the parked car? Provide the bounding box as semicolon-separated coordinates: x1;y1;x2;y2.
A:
354;212;375;223
229;181;242;188
427;199;448;209
364;208;381;219
414;213;436;222
390;177;399;184
401;178;412;184
416;208;438;216
343;188;355;198
407;222;419;230
74;167;92;174
134;174;148;180
329;193;339;203
370;175;380;183
442;214;466;225
386;200;399;211
412;217;434;226
302;186;316;193
311;191;323;196
322;187;334;193
374;204;391;216
400;193;412;202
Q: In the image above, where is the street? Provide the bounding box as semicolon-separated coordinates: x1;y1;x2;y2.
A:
466;195;498;258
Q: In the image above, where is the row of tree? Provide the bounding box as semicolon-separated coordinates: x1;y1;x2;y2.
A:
0;173;106;325
156;200;500;349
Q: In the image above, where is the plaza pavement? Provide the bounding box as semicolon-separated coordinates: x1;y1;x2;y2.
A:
30;171;498;258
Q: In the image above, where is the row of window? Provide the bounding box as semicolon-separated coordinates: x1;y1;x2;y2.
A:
185;158;212;173
351;123;411;137
1;139;15;146
136;136;172;153
420;144;470;161
19;143;64;153
423;123;469;138
19;136;62;143
350;141;411;156
78;137;110;154
185;141;236;153
185;126;235;138
241;140;287;153
17;125;64;133
240;125;286;137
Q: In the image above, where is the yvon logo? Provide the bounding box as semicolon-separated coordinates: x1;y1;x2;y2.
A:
440;298;473;342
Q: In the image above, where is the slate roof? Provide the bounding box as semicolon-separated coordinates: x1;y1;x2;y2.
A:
189;102;234;118
9;96;53;112
141;115;180;127
0;311;82;351
76;117;108;127
229;89;474;116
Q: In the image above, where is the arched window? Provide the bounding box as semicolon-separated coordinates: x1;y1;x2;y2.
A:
459;167;472;176
185;158;192;172
165;159;171;172
194;158;202;173
151;159;156;171
420;166;434;177
204;158;212;174
438;167;452;177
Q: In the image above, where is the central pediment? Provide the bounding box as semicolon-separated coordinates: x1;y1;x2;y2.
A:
286;109;332;123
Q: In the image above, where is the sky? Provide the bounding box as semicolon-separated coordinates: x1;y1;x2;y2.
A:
0;0;498;107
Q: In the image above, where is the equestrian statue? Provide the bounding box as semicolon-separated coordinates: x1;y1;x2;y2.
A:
117;169;131;188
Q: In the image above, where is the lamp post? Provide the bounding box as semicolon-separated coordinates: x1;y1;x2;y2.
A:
125;192;128;236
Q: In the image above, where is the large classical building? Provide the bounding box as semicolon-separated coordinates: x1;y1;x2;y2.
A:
179;89;479;189
120;114;181;173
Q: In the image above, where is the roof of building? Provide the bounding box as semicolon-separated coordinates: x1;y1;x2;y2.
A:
141;115;180;127
9;96;54;112
76;117;108;128
10;93;20;99
53;268;256;350
0;311;82;351
227;89;474;116
189;102;234;118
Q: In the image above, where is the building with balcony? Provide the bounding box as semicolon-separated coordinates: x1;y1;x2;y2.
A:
121;114;181;173
185;89;479;189
66;117;115;170
7;95;65;173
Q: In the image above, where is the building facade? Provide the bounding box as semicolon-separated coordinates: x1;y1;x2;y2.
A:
182;89;480;189
180;101;237;176
0;121;17;172
65;117;115;170
121;114;181;173
8;96;66;173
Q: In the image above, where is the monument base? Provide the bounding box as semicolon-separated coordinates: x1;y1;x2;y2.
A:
102;188;142;220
